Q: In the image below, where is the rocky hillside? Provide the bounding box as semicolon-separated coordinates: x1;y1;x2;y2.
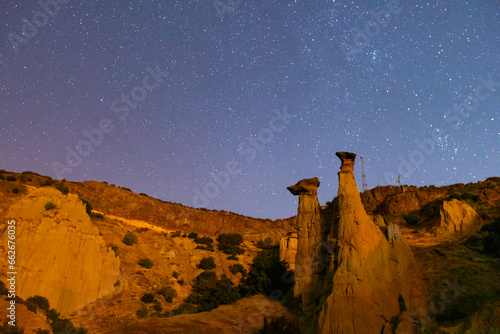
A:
0;169;499;333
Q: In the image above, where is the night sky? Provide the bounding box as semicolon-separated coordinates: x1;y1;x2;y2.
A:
1;1;499;219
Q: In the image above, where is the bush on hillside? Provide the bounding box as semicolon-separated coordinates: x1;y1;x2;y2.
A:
138;258;154;268
122;232;137;246
217;234;244;255
404;212;419;225
44;202;56;211
140;293;155;303
241;249;292;297
197;256;216;270
159;286;178;303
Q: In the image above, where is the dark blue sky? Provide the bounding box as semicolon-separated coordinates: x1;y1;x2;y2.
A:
1;0;499;219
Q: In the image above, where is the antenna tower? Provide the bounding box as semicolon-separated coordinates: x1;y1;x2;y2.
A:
360;156;368;192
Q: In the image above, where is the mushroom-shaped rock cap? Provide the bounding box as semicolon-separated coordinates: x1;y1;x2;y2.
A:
287;177;320;196
336;151;357;173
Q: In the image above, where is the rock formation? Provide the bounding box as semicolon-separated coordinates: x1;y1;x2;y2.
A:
289;152;427;334
279;232;298;270
438;199;483;237
286;177;321;309
5;187;120;313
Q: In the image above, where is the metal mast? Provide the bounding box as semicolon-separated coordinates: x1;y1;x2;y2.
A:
360;156;368;192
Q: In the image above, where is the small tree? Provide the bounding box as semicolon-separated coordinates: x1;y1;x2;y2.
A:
229;263;245;275
138;258;154;268
122;232;137;246
197;256;216;270
26;295;50;312
12;188;19;194
44;202;56;211
140;293;155;303
159;286;178;303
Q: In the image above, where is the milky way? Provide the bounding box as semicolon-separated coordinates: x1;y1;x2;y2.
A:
1;0;499;219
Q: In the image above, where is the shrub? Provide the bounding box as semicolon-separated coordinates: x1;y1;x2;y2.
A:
12;188;19;194
47;307;87;334
255;316;300;334
184;271;241;312
54;181;69;195
140;293;155;303
227;254;238;261
194;236;215;251
137;304;149;318
138;258;154;268
172;302;198;316
217;234;244;255
41;179;56;186
256;237;275;249
122;232;137;245
188;232;198;239
114;280;120;287
172;271;179;279
0;281;8;295
461;192;479;202
404;212;419;225
229;263;245;275
241;249;292;297
0;174;4;180
197;256;216;270
6;176;16;182
81;199;92;215
153;301;162;312
26;296;50;312
159;286;178;303
177;279;184;286
171;231;182;238
44;202;56;211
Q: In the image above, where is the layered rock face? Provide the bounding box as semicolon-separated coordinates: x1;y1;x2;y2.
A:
287;177;321;308
279;232;298;270
5;188;120;313
438;199;483;237
290;153;427;334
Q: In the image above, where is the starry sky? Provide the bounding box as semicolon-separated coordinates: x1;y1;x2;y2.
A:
1;0;499;220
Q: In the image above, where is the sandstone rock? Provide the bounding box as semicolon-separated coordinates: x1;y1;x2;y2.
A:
373;214;386;229
5;187;120;314
287;177;321;307
387;222;402;243
438;199;483;237
279;232;298;270
287;177;320;196
292;152;428;334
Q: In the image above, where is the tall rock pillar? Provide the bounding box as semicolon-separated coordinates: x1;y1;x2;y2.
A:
287;177;321;308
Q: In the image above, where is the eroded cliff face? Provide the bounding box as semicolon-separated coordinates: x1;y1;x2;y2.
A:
290;153;427;334
5;187;120;313
438;199;483;237
279;232;298;270
67;181;294;242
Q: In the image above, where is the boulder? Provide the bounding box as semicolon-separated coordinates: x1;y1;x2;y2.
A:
438;199;483;237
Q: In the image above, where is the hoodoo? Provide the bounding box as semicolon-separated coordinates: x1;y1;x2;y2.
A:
289;152;427;334
287;177;321;310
